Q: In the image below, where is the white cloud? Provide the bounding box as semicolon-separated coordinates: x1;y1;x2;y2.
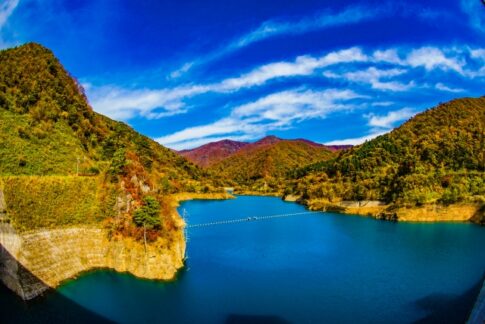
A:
365;107;415;129
0;0;19;28
325;107;415;145
169;62;194;79
324;67;413;91
156;88;362;150
169;4;451;77
372;49;402;64
218;47;367;91
169;5;381;77
405;47;465;74
88;48;368;121
372;101;394;107
236;6;379;49
325;130;388;146
0;0;19;49
435;83;465;93
87;45;483;122
470;48;485;61
87;85;209;120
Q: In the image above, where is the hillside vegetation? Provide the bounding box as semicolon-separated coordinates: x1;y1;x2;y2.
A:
286;97;485;220
209;137;335;192
0;176;103;232
0;43;218;235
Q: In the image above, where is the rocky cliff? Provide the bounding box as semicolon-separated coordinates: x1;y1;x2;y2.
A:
0;223;185;300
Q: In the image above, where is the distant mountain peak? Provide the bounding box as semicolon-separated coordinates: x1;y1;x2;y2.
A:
178;135;351;168
178;139;248;167
254;135;282;146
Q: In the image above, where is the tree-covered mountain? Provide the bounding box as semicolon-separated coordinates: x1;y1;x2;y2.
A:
208;136;336;192
286;96;484;221
0;43;212;191
0;43;218;235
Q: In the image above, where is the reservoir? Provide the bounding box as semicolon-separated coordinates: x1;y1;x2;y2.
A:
2;196;485;323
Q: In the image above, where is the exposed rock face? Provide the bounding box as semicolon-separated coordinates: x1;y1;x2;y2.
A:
338;200;386;208
306;198;481;223
394;204;479;222
0;224;185;300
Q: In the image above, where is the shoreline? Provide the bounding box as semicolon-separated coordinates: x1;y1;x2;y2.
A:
234;191;484;224
305;200;483;224
1;191;482;301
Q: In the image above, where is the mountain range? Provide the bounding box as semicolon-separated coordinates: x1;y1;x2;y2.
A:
179;136;351;168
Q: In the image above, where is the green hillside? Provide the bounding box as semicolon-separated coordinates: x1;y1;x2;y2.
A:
209;139;335;193
287;97;485;217
0;43;217;233
0;43;210;187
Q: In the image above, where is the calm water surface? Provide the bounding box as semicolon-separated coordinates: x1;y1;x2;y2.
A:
2;196;485;323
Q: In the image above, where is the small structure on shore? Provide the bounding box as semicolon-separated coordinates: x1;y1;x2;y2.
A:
224;187;234;195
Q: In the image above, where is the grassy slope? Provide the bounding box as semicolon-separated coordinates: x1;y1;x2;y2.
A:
0;176;102;231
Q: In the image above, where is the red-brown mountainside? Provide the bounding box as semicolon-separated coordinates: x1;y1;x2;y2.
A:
179;140;248;168
179;135;351;168
207;136;336;191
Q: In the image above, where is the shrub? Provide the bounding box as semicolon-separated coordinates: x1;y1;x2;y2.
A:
133;196;161;230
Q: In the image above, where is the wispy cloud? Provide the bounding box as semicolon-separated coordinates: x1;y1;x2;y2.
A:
324;131;388;146
87;45;483;122
0;0;19;49
169;3;454;78
435;83;465;93
325;107;415;145
234;6;379;49
365;108;415;129
88;47;368;120
470;48;485;61
217;47;367;90
406;47;465;74
86;84;210;120
0;0;19;28
324;67;413;92
156;88;362;150
169;5;383;78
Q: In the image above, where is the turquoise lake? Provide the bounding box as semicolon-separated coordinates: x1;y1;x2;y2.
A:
1;195;485;323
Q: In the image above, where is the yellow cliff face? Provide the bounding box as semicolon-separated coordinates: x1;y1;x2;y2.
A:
306;198;482;223
395;204;479;222
0;224;185;300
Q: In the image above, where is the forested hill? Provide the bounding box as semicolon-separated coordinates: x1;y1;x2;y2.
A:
287;96;485;209
209;136;335;192
179;136;351;168
0;43;212;193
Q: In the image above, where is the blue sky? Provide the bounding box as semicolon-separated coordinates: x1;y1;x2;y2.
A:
1;0;484;149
